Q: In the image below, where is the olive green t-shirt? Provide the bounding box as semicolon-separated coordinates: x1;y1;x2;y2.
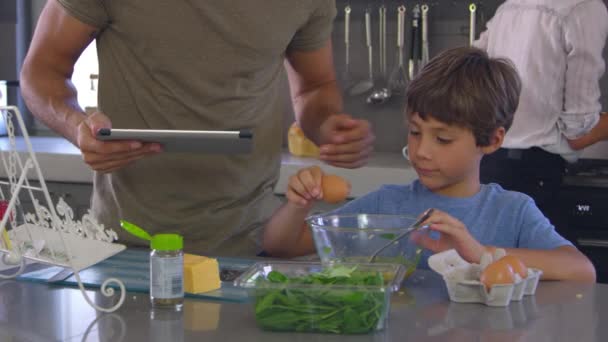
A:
57;0;336;256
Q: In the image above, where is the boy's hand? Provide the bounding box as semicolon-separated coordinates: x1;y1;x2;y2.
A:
286;166;324;208
411;209;486;263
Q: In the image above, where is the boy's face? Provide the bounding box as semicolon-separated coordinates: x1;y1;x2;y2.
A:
407;113;493;197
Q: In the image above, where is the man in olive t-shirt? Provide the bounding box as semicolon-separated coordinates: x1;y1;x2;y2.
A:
21;0;375;256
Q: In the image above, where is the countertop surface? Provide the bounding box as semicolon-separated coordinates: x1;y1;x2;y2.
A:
0;136;418;198
0;268;605;342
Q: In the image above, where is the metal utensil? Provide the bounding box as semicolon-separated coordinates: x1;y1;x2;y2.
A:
350;8;375;96
342;5;353;90
368;208;434;263
388;5;408;95
469;3;477;46
367;4;391;104
421;4;430;68
379;4;387;78
408;5;421;80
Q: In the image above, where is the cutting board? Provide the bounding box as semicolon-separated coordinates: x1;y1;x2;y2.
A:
16;248;255;303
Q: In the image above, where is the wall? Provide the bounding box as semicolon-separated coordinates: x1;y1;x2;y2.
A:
0;1;18;81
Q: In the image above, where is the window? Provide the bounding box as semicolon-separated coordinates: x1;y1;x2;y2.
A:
72;42;99;110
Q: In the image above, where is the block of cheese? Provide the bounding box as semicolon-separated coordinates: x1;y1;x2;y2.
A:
183;253;221;294
288;122;319;158
184;302;221;331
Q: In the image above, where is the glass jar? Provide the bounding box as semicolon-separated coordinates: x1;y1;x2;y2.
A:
150;233;184;310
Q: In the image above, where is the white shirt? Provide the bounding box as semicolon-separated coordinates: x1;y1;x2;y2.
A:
475;0;608;162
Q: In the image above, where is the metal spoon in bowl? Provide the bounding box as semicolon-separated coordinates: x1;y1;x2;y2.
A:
368;208;434;263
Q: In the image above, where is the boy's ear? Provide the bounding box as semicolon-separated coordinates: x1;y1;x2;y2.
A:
480;127;505;155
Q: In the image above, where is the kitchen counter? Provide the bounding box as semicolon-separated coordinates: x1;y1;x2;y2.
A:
0;136;417;198
0;269;604;342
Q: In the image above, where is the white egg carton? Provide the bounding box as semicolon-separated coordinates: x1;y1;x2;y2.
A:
428;249;543;307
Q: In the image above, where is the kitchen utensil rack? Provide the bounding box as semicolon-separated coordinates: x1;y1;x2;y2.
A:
0;105;126;313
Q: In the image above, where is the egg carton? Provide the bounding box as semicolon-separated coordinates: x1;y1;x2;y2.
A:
428;249;542;307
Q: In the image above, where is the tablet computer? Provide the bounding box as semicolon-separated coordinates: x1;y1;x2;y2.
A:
96;128;253;154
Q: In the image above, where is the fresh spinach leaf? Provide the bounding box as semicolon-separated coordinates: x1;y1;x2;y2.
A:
253;268;387;334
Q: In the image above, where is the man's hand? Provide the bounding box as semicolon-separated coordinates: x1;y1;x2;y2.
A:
76;112;161;173
317;114;375;168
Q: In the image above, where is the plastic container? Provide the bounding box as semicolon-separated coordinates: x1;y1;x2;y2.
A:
306;214;424;278
234;261;406;334
428;249;542;307
150;234;184;310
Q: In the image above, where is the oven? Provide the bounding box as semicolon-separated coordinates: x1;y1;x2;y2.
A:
558;147;608;284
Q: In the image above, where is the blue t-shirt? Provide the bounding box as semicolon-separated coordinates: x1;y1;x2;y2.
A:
331;180;572;269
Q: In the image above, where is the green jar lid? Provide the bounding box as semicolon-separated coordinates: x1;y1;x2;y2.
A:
151;234;183;251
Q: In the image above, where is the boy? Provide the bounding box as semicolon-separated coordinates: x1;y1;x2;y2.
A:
263;47;596;282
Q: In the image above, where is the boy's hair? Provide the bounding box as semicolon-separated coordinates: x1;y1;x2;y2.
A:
405;46;521;146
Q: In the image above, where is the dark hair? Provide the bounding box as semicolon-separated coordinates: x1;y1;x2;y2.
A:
405;46;521;146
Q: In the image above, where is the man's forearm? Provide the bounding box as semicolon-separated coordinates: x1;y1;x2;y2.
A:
20;66;86;146
567;112;608;150
292;80;343;145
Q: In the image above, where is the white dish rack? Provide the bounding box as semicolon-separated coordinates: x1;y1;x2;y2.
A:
0;105;126;313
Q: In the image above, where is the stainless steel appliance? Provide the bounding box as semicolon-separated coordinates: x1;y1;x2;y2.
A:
559;145;608;283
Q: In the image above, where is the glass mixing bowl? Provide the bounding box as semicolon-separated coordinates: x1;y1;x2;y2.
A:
306;214;425;278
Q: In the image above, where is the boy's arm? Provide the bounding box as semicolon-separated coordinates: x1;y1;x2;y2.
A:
414;208;597;283
496;246;596;283
262;202;316;258
262;166;324;257
503;198;596;283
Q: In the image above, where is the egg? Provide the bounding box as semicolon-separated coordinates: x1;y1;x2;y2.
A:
498;255;528;278
321;174;351;203
480;259;515;290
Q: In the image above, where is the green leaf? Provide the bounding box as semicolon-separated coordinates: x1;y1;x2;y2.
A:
324;265;357;278
322;246;332;254
379;233;397;240
266;271;288;283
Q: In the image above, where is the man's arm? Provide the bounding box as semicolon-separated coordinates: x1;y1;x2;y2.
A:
20;0;97;145
560;1;608;150
568;112;608;150
284;40;343;144
21;1;160;173
285;40;374;169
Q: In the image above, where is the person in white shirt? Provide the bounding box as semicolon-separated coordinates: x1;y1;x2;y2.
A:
474;0;608;226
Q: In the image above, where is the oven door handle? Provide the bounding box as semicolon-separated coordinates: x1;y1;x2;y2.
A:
577;238;608;248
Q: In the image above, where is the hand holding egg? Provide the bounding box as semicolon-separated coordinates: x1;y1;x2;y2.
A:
286;166;351;207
